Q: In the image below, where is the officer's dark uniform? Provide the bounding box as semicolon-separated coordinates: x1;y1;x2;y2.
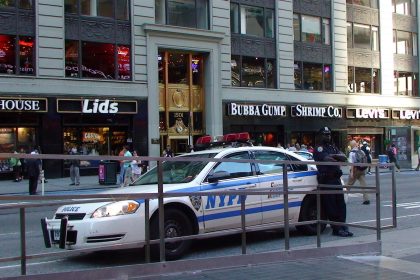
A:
313;127;353;237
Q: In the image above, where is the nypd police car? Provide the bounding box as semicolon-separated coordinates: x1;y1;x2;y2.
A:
41;139;324;260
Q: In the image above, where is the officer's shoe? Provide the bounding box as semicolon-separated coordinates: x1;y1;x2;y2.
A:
333;229;353;237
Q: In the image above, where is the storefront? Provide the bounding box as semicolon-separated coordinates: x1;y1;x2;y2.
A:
0;96;47;179
55;97;148;177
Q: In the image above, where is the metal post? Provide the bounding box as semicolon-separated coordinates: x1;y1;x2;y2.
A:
375;166;381;241
316;190;321;248
282;165;289;250
144;199;150;263
19;208;26;275
157;160;165;262
240;194;246;255
391;165;397;228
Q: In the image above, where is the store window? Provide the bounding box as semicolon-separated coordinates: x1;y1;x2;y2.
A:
394;71;419;96
0;127;36;172
230;3;274;38
348;66;380;94
168;53;188;84
155;0;209;30
63;127;127;169
294;61;332;91
394;30;417;55
0;0;33;9
294;14;330;44
393;0;417;16
64;0;129;19
0;35;35;75
231;56;275;88
65;40;131;80
346;0;378;8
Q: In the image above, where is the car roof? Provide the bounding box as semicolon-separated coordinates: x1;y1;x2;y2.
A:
179;146;308;161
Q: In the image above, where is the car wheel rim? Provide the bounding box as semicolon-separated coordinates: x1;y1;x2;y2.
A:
165;220;182;251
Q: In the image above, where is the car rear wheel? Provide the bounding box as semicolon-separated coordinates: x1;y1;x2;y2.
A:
150;208;193;260
296;194;326;235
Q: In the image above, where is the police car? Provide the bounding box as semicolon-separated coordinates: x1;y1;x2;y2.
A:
41;133;324;260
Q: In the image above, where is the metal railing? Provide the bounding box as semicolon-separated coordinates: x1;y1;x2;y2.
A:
0;153;397;276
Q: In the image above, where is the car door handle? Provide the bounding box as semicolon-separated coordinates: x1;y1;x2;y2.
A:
291;178;303;182
246;184;257;188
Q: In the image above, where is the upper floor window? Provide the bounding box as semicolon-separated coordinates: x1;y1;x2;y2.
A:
231;55;275;88
393;0;417;16
0;34;35;76
294;61;332;91
347;22;379;51
64;0;129;20
65;40;131;80
394;71;418;96
348;67;380;94
346;0;378;8
0;0;33;9
230;3;274;38
155;0;209;30
393;30;418;55
294;14;330;45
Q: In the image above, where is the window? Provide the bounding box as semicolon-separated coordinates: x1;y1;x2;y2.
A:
393;0;417;16
230;4;274;38
394;30;417;55
294;61;332;91
347;0;378;8
0;35;35;75
65;40;131;80
65;0;129;20
294;14;330;45
348;23;380;51
231;56;275;88
254;151;288;175
301;15;321;43
209;152;253;180
0;0;33;9
394;71;418;96
155;0;209;30
348;67;380;94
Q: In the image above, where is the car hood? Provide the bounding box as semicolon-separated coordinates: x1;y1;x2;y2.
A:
54;183;193;215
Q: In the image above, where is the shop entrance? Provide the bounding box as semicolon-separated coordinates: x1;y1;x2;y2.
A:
158;51;206;154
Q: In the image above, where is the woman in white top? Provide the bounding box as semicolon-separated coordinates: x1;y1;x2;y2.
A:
130;150;142;184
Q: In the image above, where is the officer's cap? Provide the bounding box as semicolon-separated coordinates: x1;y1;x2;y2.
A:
319;126;331;135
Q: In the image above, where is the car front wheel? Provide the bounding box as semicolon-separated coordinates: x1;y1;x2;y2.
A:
150;208;193;260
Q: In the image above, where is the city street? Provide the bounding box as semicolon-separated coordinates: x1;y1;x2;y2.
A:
0;170;419;277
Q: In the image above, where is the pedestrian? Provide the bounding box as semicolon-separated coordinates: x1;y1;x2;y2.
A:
347;140;370;205
118;146;126;184
69;146;80;186
130;150;142;184
295;143;301;151
19;147;26;180
387;143;400;172
9;150;22;182
313;126;353;237
27;147;41;195
121;145;132;187
300;144;308;152
416;145;420;171
361;141;372;175
163;145;173;157
287;143;297;151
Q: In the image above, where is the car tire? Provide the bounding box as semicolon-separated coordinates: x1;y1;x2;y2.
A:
296;194;326;235
150;208;193;260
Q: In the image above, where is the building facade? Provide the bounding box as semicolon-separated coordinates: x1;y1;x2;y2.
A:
0;0;419;178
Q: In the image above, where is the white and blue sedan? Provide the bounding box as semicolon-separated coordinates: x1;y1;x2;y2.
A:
42;146;323;260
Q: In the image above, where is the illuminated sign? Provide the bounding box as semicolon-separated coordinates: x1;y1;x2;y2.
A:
346;108;390;119
82;99;118;114
57;99;137;114
392;109;420;120
291;105;342;118
227;103;286;117
0;97;47;112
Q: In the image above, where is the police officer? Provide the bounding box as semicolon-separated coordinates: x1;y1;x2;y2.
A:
313;127;353;237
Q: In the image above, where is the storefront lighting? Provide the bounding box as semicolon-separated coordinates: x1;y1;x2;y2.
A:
19;40;33;47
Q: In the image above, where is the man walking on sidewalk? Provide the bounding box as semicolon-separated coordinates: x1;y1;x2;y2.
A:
69;146;80;186
347;140;370;205
416;145;420;171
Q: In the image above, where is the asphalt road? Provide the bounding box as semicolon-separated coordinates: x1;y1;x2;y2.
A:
0;171;419;278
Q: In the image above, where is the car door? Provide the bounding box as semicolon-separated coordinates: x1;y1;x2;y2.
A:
253;150;302;224
200;151;262;232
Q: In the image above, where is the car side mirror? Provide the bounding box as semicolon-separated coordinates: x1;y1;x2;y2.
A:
207;171;230;183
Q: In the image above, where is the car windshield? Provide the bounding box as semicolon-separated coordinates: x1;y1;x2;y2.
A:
133;153;217;185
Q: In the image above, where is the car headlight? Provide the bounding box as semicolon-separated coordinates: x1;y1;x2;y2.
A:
91;201;140;218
